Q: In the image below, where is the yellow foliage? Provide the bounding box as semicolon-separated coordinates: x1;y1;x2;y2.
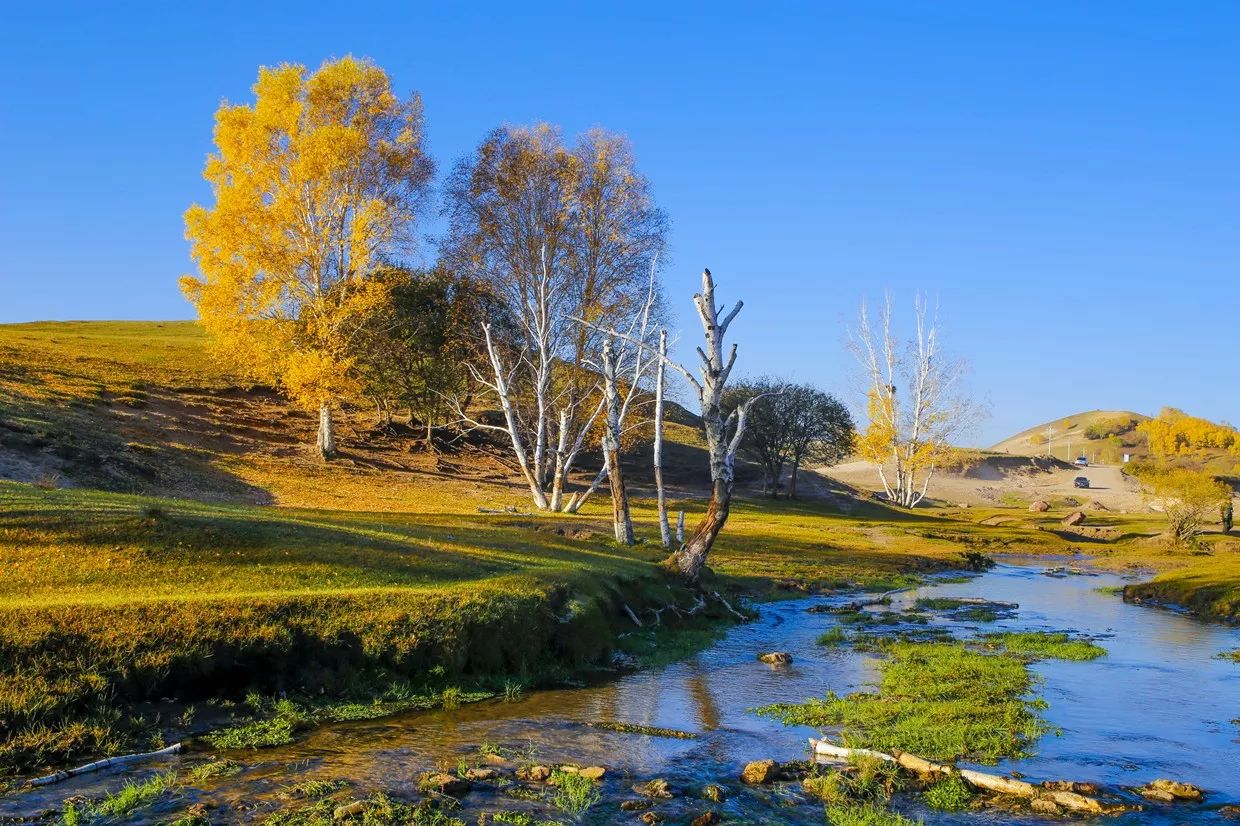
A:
1139;408;1239;457
181;56;431;411
856;389;953;471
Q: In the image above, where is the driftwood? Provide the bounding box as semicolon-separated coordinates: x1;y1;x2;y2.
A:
27;743;182;788
809;739;1122;816
712;590;747;621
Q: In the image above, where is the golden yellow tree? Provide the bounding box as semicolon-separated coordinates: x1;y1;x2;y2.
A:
181;57;432;457
851;294;979;507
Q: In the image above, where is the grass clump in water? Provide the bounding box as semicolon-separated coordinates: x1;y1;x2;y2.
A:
586;721;696;739
283;778;348;799
94;770;178;817
550;769;601;818
183;758;243;783
825;803;922;826
818;626;849;646
923;773;972;811
803;755;900;808
980;631;1105;661
757;641;1048;763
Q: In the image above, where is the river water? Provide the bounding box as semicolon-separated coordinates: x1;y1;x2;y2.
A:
5;561;1239;823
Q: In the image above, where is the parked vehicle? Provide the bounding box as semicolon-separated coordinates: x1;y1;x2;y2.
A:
1074;476;1090;489
1074;456;1089;467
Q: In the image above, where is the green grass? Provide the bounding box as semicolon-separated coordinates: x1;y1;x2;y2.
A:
0;481;678;775
826;804;923;826
1124;557;1240;622
94;770;179;818
923;773;973;811
980;631;1106;661
550;769;601;818
818;626;849;646
757;642;1049;763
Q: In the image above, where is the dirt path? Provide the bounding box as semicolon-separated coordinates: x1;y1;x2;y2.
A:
823;458;1148;512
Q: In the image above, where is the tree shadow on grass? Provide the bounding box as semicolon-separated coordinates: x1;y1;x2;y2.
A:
0;487;653;600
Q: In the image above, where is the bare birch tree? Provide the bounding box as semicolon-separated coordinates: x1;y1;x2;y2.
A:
653;329;672;547
443;124;666;511
600;336;635;543
850;293;977;508
581;268;761;580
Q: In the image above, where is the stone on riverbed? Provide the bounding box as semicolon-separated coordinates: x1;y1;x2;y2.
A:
464;767;498;781
418;772;470;797
701;784;727;802
756;652;792;665
633;778;675;798
1061;510;1087;526
1139;779;1205;802
579;765;607;780
1029;500;1050;512
691;812;720;826
741;759;781;784
516;764;552;782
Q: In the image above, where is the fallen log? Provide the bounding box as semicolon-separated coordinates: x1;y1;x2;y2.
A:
26;743;183;788
809;738;1122;816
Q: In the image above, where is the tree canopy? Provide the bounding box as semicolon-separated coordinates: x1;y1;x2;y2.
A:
181;56;433;457
726;378;854;497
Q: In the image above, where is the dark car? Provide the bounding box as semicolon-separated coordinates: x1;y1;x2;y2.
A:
1073;476;1090;489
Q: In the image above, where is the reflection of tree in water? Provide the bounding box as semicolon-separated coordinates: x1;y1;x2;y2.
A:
686;667;721;731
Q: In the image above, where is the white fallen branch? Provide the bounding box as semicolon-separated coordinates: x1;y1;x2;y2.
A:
27;743;183;788
808;738;1117;815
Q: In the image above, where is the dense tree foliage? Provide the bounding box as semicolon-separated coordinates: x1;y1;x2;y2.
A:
1140;408;1240;457
353;265;502;441
181;57;433;457
726;378;855;497
1136;466;1232;544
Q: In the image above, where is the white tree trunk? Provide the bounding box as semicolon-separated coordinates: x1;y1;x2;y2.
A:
666;269;761;581
601;336;634;544
654;329;671;548
317;402;336;459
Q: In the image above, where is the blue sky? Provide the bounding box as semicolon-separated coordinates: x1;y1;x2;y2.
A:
1;2;1236;445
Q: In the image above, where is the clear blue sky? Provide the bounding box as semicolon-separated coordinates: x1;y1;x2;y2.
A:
2;2;1236;445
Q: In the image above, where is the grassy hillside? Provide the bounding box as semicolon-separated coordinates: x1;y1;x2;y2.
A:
0;321;1235;779
990;409;1150;462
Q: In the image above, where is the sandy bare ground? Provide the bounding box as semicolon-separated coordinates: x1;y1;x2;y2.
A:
822;457;1148;512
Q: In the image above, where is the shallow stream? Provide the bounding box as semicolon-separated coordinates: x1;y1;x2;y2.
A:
5;560;1239;823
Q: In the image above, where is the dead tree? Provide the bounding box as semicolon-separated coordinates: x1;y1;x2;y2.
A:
663;269;765;580
580;268;761;581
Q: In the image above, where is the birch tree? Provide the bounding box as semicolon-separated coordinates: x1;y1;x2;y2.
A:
181;57;433;459
653;329;672;546
444;124;666;511
580;268;759;579
850;294;976;507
